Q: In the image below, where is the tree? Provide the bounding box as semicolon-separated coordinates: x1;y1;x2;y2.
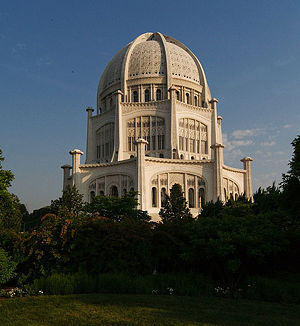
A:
159;184;193;223
0;148;22;231
85;191;150;222
51;185;84;216
281;135;300;215
0;248;17;287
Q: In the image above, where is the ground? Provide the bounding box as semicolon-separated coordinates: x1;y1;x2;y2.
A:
0;293;299;326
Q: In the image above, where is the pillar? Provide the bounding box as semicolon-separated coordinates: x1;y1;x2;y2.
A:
61;164;72;190
241;157;254;202
113;90;123;161
69;149;84;187
85;107;94;163
211;143;224;201
136;138;148;209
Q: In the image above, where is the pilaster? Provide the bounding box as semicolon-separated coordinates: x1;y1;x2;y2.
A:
69;149;84;188
241;157;254;202
136;138;148;209
85;107;94;163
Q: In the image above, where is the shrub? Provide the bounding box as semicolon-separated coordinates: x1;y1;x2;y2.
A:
0;248;17;287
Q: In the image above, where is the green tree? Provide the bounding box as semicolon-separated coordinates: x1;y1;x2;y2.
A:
51;185;84;216
0;148;22;231
281;135;300;215
159;184;193;223
0;248;17;287
85;192;150;222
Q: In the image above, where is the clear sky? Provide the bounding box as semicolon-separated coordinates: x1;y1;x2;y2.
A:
0;0;299;212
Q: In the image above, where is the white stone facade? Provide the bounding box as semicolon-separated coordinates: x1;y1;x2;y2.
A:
62;32;253;221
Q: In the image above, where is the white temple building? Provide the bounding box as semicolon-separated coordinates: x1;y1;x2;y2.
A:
61;32;253;220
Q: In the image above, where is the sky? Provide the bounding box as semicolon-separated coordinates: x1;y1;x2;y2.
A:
0;0;299;212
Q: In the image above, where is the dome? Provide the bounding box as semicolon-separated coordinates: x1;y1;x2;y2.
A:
97;32;209;100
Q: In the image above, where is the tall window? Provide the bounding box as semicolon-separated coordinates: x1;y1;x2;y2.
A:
127;116;165;153
145;89;150;102
133;91;138;102
96;123;114;161
188;188;194;208
199;188;205;208
194;96;198;106
178;118;208;156
156;89;162;101
161;188;167;207
110;186;118;197
176;91;180;100
186;93;190;104
152;187;157;207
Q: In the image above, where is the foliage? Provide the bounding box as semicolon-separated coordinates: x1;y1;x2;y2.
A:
0;248;17;287
0;149;23;231
281;135;300;216
85;191;150;222
159;184;193;223
71;218;152;274
51;185;84;216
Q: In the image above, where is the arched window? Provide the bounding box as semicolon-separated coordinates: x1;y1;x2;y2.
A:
180;154;184;159
110;185;118;197
152;187;157;207
145;89;150;102
235;193;238;201
156;89;162;101
123;189;127;196
191;156;194;160
186;93;190;104
176;91;180;100
161;187;167;207
199;188;205;208
188;188;194;208
90;191;95;202
194;96;198;106
133;91;138;102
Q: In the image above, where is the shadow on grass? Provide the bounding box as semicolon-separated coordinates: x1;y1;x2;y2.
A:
1;293;300;326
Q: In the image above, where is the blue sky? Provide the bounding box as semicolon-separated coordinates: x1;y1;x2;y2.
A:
0;0;299;211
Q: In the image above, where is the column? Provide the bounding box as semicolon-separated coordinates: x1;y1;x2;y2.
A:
210;143;224;201
85;107;94;163
136;138;148;209
69;149;84;188
241;157;254;202
61;164;72;190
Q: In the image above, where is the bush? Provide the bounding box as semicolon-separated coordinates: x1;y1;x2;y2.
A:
245;274;300;304
0;248;17;287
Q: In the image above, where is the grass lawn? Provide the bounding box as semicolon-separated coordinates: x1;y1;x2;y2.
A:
0;293;299;326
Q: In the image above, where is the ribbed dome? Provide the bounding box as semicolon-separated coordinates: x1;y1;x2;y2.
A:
97;32;209;98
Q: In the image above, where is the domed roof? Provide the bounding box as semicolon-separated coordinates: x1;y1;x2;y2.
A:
98;32;209;99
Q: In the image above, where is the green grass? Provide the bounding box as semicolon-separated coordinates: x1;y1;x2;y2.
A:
0;293;299;326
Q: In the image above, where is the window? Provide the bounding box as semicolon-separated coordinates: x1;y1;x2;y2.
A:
99;190;104;196
123;189;127;196
176;91;180;100
188;188;194;208
186;93;190;104
110;186;118;197
194;96;198;106
161;188;167;207
133;91;138;102
199;188;205;208
235;193;238;201
156;89;162;101
152;187;157;207
145;89;150;102
90;191;95;202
